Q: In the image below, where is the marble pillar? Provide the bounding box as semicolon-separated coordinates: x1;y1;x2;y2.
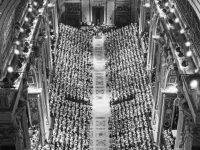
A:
107;0;115;25
174;103;184;150
82;0;90;24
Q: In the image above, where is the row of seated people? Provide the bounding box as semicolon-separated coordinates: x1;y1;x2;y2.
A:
49;100;92;150
105;23;148;104
106;24;175;149
81;24;117;36
50;23;93;104
105;24;154;149
109;93;153;150
48;24;93;149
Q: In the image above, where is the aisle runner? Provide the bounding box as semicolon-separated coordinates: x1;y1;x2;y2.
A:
90;35;110;150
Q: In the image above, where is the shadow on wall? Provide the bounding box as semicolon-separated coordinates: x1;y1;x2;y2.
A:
114;2;132;27
60;3;82;27
0;145;16;150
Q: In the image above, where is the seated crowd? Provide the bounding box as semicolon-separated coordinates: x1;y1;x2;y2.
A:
105;24;148;104
50;23;93;103
38;23;175;150
48;23;93;149
105;24;174;149
50;100;92;149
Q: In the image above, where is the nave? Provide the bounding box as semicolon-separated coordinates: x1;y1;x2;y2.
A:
91;34;110;149
1;0;200;150
47;23;175;150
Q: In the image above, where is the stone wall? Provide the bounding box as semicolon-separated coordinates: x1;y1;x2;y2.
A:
59;0;138;26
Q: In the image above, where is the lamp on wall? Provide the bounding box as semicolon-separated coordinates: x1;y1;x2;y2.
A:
2;66;21;88
7;66;14;73
174;18;179;23
190;79;198;89
47;3;55;8
185;41;191;47
184;74;200;90
14;40;21;46
14;49;20;55
186;50;192;57
144;3;151;8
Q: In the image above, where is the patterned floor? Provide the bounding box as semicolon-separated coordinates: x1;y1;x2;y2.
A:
90;35;110;150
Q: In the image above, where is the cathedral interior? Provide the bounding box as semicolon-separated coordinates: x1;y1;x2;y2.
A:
0;0;200;150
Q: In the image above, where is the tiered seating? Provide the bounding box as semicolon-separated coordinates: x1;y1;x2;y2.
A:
109;96;153;150
49;24;93;149
46;22;174;150
50;101;92;149
105;24;154;149
50;24;93;104
105;24;148;104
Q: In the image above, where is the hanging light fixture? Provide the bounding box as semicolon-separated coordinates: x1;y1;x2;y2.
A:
164;2;169;7
38;8;43;14
15;40;21;46
19;27;25;33
7;66;14;73
14;49;20;55
190;79;199;89
174;18;179;23
195;69;199;73
47;3;55;7
144;3;151;8
185;41;191;47
186;50;192;57
33;1;38;7
24;17;29;22
28;7;33;12
152;35;160;39
170;8;175;13
166;23;174;30
180;29;185;34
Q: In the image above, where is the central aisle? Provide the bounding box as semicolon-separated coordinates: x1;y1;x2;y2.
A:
90;35;110;150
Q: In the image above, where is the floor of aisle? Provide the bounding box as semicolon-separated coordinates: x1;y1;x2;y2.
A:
90;35;110;150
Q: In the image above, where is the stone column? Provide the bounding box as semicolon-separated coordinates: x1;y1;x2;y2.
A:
131;0;139;23
176;101;194;150
15;130;24;150
22;109;31;149
183;115;193;150
82;0;90;24
107;0;115;25
174;101;184;150
54;3;59;36
156;92;166;146
139;0;146;34
14;117;24;150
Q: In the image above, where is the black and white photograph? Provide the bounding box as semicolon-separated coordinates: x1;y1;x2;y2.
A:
0;0;200;150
